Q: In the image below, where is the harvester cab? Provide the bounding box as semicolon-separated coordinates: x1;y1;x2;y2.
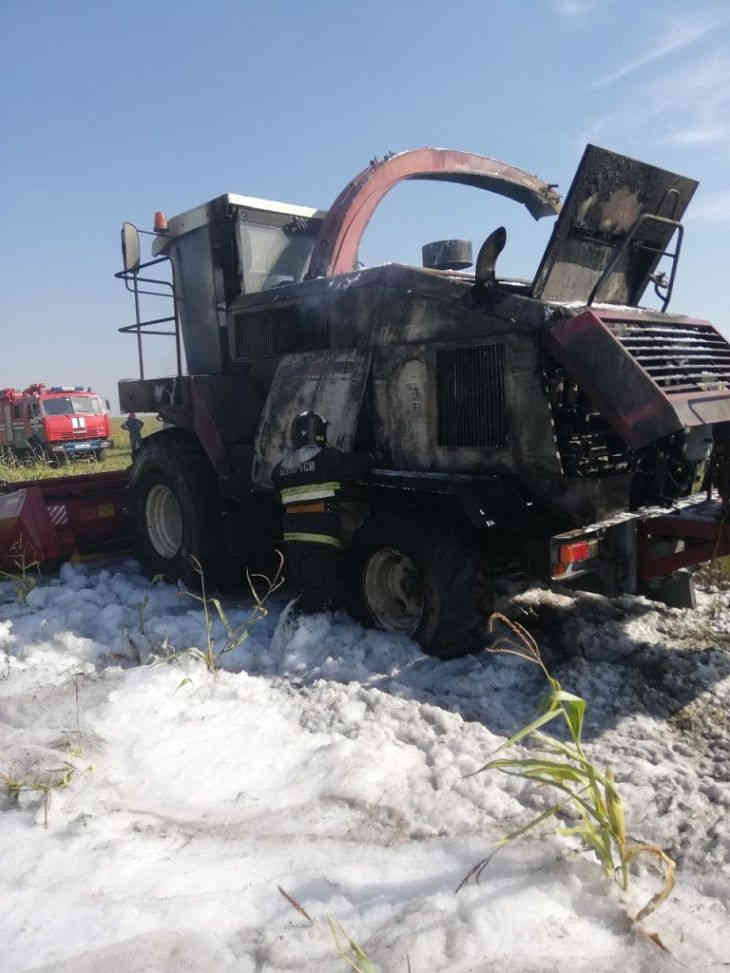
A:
117;195;327;382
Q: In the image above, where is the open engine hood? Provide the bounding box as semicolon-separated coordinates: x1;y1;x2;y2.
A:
532;145;698;306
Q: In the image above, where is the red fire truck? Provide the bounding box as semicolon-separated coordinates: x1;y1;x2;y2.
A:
0;384;111;461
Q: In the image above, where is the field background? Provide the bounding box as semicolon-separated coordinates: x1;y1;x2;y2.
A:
0;415;159;483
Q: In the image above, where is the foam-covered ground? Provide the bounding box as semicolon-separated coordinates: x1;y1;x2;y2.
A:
1;561;729;971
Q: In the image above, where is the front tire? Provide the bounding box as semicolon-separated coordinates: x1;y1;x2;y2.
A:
128;433;220;585
346;516;492;658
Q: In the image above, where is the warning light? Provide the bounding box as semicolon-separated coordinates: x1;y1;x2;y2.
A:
552;537;600;576
154;211;168;233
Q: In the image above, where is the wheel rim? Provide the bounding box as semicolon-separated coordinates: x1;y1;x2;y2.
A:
145;483;183;559
363;547;425;635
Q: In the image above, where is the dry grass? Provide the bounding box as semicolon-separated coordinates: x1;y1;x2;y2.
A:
695;554;730;588
277;886;381;972
182;553;285;671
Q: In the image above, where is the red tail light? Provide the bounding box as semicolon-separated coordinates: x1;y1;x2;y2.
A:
553;537;600;575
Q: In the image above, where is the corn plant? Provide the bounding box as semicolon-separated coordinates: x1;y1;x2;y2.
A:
459;613;675;923
0;539;40;604
183;552;285;671
277;886;381;972
2;762;76;829
328;918;380;973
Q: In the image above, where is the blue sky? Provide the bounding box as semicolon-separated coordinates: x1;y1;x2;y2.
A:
2;0;729;410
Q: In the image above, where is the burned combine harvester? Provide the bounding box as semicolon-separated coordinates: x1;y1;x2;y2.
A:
117;146;730;657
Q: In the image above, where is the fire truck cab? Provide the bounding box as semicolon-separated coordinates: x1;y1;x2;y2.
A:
0;384;111;460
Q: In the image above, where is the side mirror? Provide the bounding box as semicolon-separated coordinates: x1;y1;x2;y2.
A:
121;222;141;273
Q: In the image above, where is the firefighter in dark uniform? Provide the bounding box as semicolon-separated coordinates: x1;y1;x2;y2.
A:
121;412;144;456
272;411;373;613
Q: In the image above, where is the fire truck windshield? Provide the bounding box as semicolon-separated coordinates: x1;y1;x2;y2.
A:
43;396;102;415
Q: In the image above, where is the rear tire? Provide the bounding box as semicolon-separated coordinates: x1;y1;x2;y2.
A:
128;433;220;586
346;516;492;658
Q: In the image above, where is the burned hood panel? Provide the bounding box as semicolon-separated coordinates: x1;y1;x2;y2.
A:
545;309;730;449
533;145;697;306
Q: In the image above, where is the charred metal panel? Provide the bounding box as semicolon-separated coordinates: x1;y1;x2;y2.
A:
119;376;186;413
546;309;730;448
538;474;635;526
366;267;547;345
252;350;371;488
233;264;547;352
188;375;266;475
372;330;561;482
120;374;265;478
324;276;389;347
362;266;560;478
533;145;697;305
437;345;506;448
233;305;330;358
545;310;682;448
234;310;276;357
229;274;379;355
166;225;225;374
374;351;434;469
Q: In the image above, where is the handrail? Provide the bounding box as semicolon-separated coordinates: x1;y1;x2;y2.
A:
115;256;182;381
587;213;684;312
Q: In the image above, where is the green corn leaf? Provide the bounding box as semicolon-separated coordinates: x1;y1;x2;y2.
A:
464;622;676;917
209;598;235;640
467;708;565;775
604;769;626;845
530;732;596;776
489;799;568;852
485;758;588;786
560;822;615;875
531;731;578;757
327;918;380;973
552;690;586;743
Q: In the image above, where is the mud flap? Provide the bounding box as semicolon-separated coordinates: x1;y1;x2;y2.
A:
644;568;696;610
252;350;372;488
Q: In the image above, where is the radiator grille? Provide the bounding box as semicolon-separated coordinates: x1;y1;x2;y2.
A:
234;307;329;358
437;344;506;448
603;317;730;394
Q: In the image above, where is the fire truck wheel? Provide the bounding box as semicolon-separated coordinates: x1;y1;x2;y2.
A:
346;516;492;659
129;435;219;586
